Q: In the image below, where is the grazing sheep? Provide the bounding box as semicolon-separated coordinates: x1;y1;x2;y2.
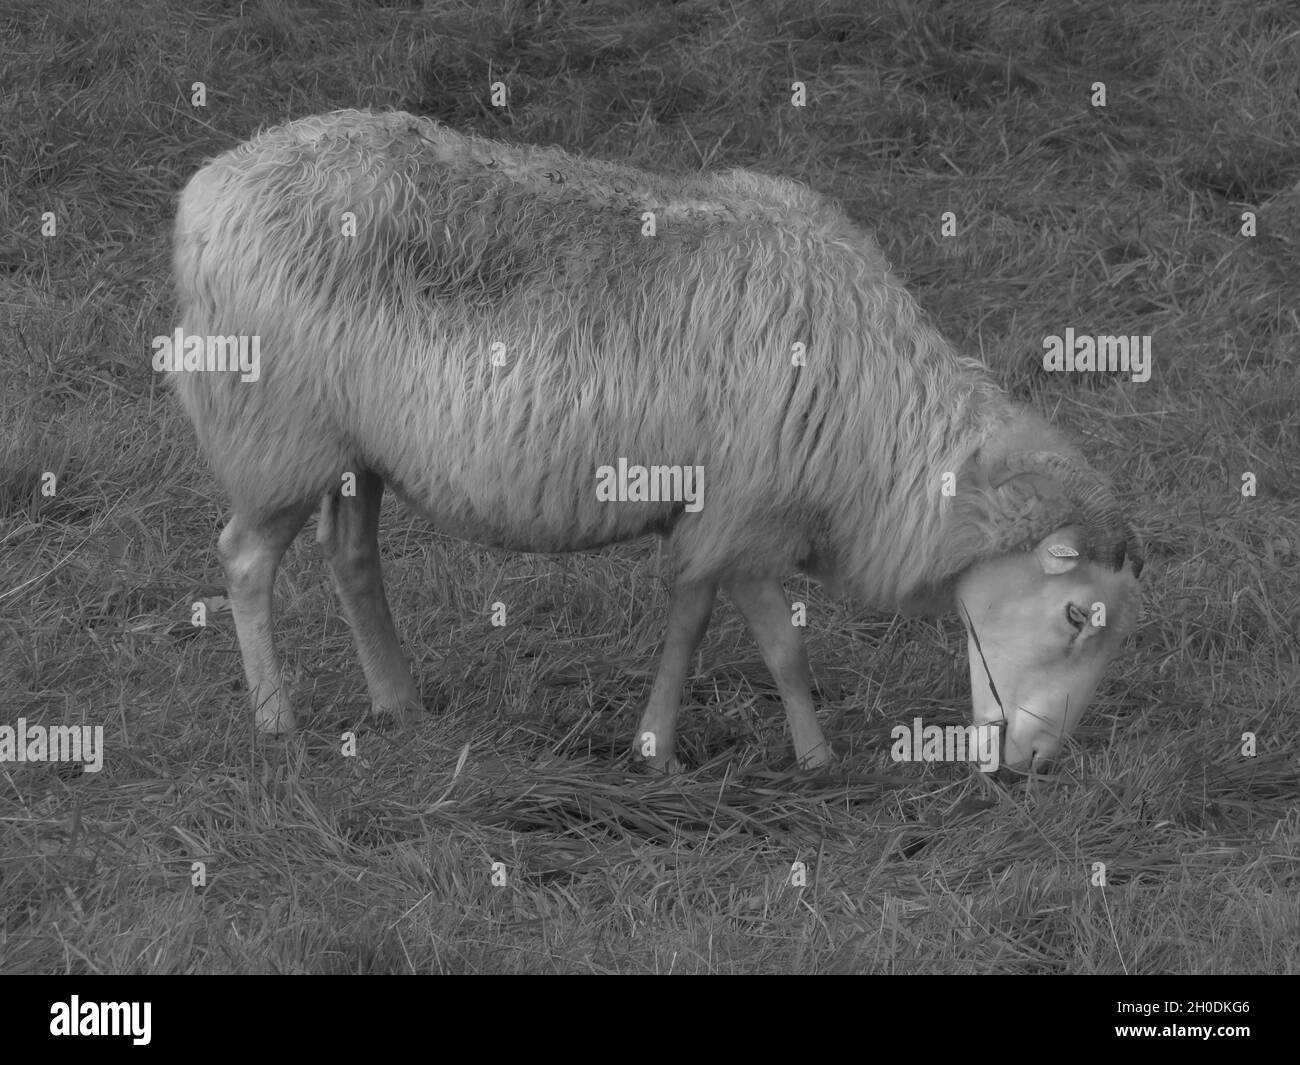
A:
169;109;1143;772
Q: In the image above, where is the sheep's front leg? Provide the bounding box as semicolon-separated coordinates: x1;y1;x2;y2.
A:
724;577;832;769
633;579;717;771
219;502;316;733
317;470;422;721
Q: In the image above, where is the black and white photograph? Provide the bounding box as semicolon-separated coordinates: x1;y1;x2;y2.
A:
2;0;1296;997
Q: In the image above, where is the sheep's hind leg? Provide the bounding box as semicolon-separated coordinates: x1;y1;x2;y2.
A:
317;470;422;722
723;577;832;770
219;501;317;733
633;579;717;772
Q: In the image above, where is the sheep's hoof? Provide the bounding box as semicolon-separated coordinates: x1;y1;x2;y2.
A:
253;691;295;735
370;698;425;726
634;753;683;775
796;744;835;771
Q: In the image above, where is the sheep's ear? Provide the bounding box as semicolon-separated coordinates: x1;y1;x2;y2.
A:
1034;533;1081;575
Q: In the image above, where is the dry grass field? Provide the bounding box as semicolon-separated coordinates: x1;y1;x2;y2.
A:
1;0;1297;974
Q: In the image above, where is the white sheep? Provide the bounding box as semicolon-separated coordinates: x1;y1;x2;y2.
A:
169;109;1143;772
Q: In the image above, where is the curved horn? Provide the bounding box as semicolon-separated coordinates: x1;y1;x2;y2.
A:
989;451;1129;570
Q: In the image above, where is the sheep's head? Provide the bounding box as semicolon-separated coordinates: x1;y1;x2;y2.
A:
954;452;1144;772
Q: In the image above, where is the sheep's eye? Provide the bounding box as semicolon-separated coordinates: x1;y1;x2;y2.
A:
1066;603;1089;630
